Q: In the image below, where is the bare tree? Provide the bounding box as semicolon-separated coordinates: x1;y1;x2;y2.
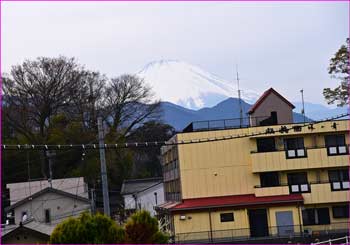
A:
68;71;107;132
104;74;161;139
3;56;84;176
3;56;84;143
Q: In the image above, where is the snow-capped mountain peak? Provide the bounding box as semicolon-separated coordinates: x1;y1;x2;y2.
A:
136;60;259;110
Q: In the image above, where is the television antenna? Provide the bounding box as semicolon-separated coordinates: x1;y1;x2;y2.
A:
236;65;243;127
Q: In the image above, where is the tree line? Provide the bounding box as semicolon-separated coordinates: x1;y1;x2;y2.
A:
2;56;175;216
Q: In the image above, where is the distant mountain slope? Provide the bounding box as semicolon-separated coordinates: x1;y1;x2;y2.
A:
137;60;259;110
161;97;311;131
293;102;348;120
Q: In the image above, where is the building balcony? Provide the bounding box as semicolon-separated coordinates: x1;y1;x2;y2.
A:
254;182;349;204
251;146;349;173
254;186;290;197
303;182;350;204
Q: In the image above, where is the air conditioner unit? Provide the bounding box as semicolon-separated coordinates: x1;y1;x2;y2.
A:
179;215;186;220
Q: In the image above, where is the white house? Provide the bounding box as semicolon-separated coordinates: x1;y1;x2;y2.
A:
2;178;91;244
121;178;164;216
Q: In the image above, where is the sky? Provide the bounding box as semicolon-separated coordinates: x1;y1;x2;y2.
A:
2;1;349;106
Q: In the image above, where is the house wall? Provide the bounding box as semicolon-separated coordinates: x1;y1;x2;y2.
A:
124;194;136;210
249;92;293;126
13;192;90;225
135;183;165;216
173;205;301;238
176;128;258;199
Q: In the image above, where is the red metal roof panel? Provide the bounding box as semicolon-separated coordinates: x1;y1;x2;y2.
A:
171;194;303;211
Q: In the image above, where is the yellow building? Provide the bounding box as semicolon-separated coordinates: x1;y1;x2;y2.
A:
157;88;349;243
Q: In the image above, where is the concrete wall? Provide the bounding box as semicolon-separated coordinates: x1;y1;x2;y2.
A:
249;92;293;126
13;192;90;225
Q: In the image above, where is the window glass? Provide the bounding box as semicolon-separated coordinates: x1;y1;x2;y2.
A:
257;138;276;152
302;208;330;225
45;209;50;223
285;137;304;150
260;172;280;187
317;208;330;225
332;205;349;218
325;135;346;147
329;169;350;182
220;213;234;222
302;209;315;225
287;172;308;184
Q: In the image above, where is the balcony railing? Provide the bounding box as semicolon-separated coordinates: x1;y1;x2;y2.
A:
251;146;349;172
174;222;349;243
254;181;349;198
182;116;270;132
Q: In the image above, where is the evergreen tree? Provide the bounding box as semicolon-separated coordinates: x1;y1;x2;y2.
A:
323;38;349;106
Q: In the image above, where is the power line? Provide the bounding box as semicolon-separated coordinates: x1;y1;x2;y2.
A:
1;113;348;151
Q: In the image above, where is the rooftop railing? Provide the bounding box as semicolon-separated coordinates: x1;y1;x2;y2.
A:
182;116;270;132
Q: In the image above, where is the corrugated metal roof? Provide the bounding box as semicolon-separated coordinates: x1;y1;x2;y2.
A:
120;177;163;195
170;194;303;211
7;177;88;205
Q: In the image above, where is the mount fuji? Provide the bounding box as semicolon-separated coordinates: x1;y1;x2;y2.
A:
137;60;259;110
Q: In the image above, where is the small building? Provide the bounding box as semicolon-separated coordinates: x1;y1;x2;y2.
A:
2;220;54;244
121;177;164;216
158;88;349;243
248;87;295;126
2;186;91;244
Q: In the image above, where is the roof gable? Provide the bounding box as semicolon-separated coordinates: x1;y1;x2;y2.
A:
5;187;90;212
248;88;295;114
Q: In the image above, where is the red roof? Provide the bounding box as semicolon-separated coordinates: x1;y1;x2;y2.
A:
248;88;295;114
171;194;303;211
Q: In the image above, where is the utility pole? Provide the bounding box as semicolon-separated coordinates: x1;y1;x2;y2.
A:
300;89;306;124
236;65;243;127
90;187;96;214
46;150;56;188
97;117;110;216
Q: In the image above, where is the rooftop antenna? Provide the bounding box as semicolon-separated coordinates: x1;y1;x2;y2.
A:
236;65;243;127
300;89;306;124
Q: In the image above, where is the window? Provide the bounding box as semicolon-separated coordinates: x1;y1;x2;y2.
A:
257;138;276;152
325;134;347;156
260;172;280;187
284;137;306;158
302;208;330;225
287;172;310;193
328;169;349;191
332;205;349;218
220;213;234;222
44;209;51;223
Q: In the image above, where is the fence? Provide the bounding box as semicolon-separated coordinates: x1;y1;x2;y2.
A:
175;222;349;243
182;116;270;132
311;236;349;245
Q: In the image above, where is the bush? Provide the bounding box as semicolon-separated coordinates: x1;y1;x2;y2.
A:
50;212;124;244
125;210;169;244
